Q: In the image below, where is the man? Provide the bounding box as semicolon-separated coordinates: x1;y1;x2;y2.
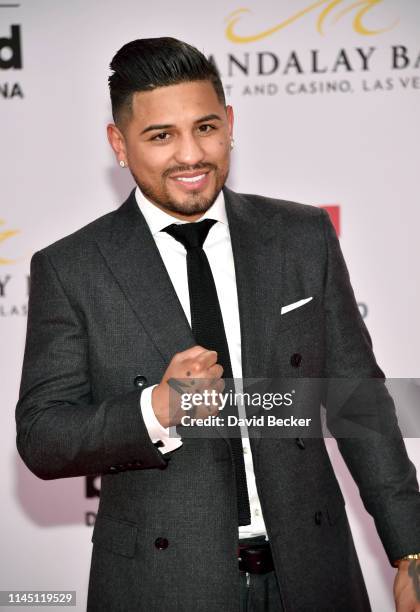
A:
16;37;420;612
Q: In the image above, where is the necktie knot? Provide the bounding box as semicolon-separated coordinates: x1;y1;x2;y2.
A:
162;218;217;251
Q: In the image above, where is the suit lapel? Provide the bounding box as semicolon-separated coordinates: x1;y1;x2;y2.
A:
95;190;195;365
224;186;284;381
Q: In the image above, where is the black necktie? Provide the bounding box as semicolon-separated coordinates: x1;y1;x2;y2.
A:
162;218;251;526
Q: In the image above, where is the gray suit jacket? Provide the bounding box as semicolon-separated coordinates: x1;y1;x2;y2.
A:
16;187;420;612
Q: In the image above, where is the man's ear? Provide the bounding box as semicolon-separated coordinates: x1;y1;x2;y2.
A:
225;105;234;139
107;123;128;166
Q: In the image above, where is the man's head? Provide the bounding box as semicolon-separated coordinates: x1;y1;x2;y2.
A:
107;37;233;220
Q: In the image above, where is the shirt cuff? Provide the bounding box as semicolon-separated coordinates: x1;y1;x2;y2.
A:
140;384;183;455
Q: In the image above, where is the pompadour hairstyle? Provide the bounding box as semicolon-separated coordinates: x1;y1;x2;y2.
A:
108;37;226;125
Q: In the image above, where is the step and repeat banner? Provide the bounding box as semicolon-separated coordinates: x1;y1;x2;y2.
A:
1;1;419;610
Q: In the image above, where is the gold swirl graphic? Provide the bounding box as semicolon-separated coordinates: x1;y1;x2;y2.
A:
225;0;398;42
0;219;20;264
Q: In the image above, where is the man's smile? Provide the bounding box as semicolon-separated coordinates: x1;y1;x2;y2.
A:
168;169;211;191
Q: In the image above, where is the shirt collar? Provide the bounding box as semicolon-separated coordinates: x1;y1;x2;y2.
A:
135;185;228;236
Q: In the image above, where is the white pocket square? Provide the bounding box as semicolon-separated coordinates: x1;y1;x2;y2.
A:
281;297;313;315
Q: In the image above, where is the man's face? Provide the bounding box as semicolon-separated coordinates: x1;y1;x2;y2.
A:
108;80;233;220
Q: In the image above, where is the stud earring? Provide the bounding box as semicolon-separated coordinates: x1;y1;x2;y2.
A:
119;160;127;168
230;138;235;151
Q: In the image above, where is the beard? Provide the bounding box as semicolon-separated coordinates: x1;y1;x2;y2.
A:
131;163;229;217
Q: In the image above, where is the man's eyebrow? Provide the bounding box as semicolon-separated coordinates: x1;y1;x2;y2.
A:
140;114;223;135
141;123;173;135
195;113;223;123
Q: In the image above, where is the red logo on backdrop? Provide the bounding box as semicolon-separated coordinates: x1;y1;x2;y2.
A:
320;205;340;236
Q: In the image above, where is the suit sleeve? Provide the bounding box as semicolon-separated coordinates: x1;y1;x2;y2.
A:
320;209;420;565
16;249;167;479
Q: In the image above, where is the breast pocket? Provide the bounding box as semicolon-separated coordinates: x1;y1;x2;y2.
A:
279;295;322;332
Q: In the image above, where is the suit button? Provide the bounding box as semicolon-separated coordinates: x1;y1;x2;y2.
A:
155;537;169;550
133;375;148;388
314;511;323;525
290;353;302;368
296;438;305;449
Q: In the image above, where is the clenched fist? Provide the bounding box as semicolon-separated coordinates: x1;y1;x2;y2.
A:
152;345;225;428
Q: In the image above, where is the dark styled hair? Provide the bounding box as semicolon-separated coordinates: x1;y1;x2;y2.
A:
108;37;225;125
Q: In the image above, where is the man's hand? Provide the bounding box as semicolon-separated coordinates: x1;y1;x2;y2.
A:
394;559;420;611
152;345;225;428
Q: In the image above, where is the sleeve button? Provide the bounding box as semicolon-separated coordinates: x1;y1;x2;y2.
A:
133;375;148;388
154;537;169;550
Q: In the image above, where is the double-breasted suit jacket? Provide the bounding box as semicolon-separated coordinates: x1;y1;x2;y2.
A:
17;186;420;611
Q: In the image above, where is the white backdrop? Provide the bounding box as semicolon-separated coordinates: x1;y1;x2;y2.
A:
1;1;419;610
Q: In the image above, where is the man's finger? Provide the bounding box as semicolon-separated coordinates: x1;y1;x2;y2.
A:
179;345;208;360
194;349;218;369
206;363;224;379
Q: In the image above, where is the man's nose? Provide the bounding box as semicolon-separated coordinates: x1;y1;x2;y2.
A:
174;133;205;166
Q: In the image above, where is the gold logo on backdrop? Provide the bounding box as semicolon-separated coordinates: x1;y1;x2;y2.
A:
225;0;398;42
0;219;20;264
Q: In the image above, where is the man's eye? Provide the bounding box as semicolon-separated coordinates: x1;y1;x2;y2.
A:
198;124;215;133
152;132;170;141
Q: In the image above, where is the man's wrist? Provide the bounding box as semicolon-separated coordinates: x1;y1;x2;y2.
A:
140;384;167;440
151;384;169;428
393;553;420;568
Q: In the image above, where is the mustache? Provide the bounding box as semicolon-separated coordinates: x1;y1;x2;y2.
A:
163;163;217;178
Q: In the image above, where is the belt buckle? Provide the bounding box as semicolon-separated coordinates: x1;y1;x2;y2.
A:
238;542;273;575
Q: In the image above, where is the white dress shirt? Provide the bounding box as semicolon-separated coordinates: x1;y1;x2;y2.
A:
135;186;267;538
